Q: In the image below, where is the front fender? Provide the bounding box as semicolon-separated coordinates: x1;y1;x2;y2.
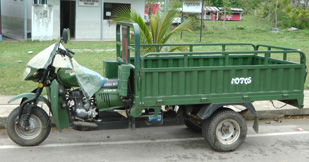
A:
8;93;51;109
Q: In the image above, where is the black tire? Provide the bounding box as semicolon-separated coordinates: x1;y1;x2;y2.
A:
72;125;91;131
184;120;202;132
202;109;247;152
6;106;51;146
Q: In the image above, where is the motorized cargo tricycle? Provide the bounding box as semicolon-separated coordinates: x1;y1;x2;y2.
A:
6;22;307;152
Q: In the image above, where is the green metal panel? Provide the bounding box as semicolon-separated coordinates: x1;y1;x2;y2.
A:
50;80;70;132
118;64;131;97
103;59;119;78
94;88;124;110
138;50;306;109
8;93;51;108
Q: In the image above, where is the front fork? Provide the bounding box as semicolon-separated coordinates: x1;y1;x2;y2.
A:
15;87;43;130
16;104;34;130
16;68;50;130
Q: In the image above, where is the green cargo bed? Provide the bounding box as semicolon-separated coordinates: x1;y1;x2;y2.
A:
139;51;305;108
114;22;306;115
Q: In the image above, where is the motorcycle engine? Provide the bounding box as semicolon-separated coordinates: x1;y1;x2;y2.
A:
69;90;98;120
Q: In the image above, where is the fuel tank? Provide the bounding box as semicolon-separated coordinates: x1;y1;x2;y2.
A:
57;68;79;87
58;69;124;110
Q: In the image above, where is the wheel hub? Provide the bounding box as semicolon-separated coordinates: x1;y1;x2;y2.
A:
220;123;231;135
15;115;42;140
216;119;240;145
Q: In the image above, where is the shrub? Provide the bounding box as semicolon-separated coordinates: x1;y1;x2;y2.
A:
257;0;309;29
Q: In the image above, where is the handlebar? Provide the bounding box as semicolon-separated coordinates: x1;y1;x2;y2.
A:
57;48;73;58
66;48;75;55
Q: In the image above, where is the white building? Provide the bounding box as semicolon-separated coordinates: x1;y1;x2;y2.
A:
1;0;145;41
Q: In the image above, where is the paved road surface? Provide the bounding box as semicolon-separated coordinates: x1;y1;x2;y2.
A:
1;119;309;162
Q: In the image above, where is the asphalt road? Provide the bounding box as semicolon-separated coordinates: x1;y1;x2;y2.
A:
1;119;309;162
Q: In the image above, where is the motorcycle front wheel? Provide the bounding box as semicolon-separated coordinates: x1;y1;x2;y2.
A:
6;106;51;146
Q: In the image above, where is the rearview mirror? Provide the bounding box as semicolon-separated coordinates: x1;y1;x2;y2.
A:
62;28;68;43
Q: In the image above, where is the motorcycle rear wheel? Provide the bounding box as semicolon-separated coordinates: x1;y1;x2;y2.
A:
6;106;51;146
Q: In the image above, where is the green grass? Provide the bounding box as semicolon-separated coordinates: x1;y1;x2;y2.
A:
0;15;308;95
0;41;116;95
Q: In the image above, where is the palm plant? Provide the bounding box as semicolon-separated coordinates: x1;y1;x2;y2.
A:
112;4;192;53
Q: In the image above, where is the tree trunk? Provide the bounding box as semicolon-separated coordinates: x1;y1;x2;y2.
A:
275;0;278;28
268;1;271;23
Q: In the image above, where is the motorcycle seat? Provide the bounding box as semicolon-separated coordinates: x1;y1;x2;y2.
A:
102;79;118;88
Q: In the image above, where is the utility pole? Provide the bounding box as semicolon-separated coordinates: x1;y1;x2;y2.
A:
101;0;104;40
24;0;27;41
200;0;204;42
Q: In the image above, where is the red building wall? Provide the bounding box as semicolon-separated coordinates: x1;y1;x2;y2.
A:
220;14;241;21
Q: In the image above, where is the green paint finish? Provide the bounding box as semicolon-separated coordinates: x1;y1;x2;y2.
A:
50;80;70;132
138;51;306;109
140;91;303;107
94;88;124;110
103;59;119;78
115;22;306;118
129;105;161;117
8;93;51;108
23;67;40;81
57;68;79;87
130;106;143;117
118;64;131;97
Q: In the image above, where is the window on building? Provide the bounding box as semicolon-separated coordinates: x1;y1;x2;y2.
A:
104;3;131;20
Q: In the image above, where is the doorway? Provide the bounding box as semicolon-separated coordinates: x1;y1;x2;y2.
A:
60;0;75;38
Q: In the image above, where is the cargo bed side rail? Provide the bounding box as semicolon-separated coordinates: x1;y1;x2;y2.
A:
116;22;141;68
139;43;256;53
256;44;306;65
141;50;306;68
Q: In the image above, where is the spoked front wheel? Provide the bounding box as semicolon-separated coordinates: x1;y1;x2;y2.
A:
6;106;51;146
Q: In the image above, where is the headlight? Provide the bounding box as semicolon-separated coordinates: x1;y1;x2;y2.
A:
23;67;31;80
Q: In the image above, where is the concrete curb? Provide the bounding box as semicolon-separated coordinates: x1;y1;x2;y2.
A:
243;108;309;120
1;109;309;130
